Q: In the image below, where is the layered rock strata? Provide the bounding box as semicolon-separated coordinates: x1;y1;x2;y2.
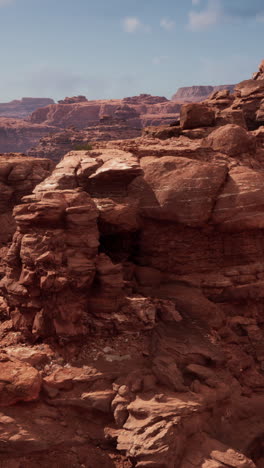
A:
0;118;57;153
29;94;181;129
0;97;54;119
0;153;53;244
0;63;264;467
28;117;142;163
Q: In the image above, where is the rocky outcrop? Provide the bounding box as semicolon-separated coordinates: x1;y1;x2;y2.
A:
123;93;168;104
0;122;263;465
0;118;57;153
252;60;264;81
29;95;181;129
58;95;88;104
0;97;54;119
180;103;215;129
28;118;141;163
0;95;181;156
233;79;264;130
0;153;52;244
0;352;41;406
1;62;264;468
172;84;235;103
0;87;241;157
203;124;256;156
178;62;264;132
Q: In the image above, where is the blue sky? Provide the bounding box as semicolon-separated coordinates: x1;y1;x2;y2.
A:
0;0;263;101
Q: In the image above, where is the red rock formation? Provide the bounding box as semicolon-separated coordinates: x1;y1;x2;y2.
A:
58;95;88;104
252;60;264;81
0;153;53;244
0;95;181;156
0;62;264;467
233;79;264;130
28;118;142;163
29;95;181;129
0;352;41;406
0;118;57;153
172;84;235;103
0;97;54;119
180;102;215;129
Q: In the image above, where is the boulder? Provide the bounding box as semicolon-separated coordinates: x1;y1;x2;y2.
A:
0;355;41;406
180;103;215;129
203;124;255;156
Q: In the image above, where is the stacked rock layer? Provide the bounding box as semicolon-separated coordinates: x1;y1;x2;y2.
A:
0;62;264;467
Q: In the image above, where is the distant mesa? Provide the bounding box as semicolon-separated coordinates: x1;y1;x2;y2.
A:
58;95;88;104
172;84;235;103
123;94;169;104
0;97;55;119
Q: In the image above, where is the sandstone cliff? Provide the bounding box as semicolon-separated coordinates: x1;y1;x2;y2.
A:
0;118;57;153
172;84;235;103
29;94;181;129
0;95;181;155
0;62;263;468
0;97;54;119
27;117;142;163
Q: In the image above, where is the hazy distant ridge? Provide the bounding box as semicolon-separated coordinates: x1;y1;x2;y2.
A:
172;84;235;102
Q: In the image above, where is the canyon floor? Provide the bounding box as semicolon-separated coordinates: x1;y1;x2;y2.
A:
0;62;264;467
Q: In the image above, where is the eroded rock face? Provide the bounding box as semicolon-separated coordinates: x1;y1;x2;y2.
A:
0;118;57;153
0;153;53;244
0;97;54;119
28;121;142;163
212;166;264;231
29;95;181;129
233;79;264;130
3;189;99;337
1;62;264;468
136;156;227;225
252;59;264;81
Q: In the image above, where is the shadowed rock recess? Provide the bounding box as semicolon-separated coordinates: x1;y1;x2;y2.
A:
1;63;264;468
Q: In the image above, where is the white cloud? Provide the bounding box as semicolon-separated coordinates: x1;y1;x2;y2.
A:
188;0;222;31
160;18;175;31
122;16;150;33
152;56;169;65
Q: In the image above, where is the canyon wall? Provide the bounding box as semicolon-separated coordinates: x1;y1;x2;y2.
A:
0;62;263;467
0;97;55;119
29;94;181;129
0;118;57;153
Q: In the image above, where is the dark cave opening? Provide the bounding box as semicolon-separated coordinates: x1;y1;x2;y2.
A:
98;229;141;264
